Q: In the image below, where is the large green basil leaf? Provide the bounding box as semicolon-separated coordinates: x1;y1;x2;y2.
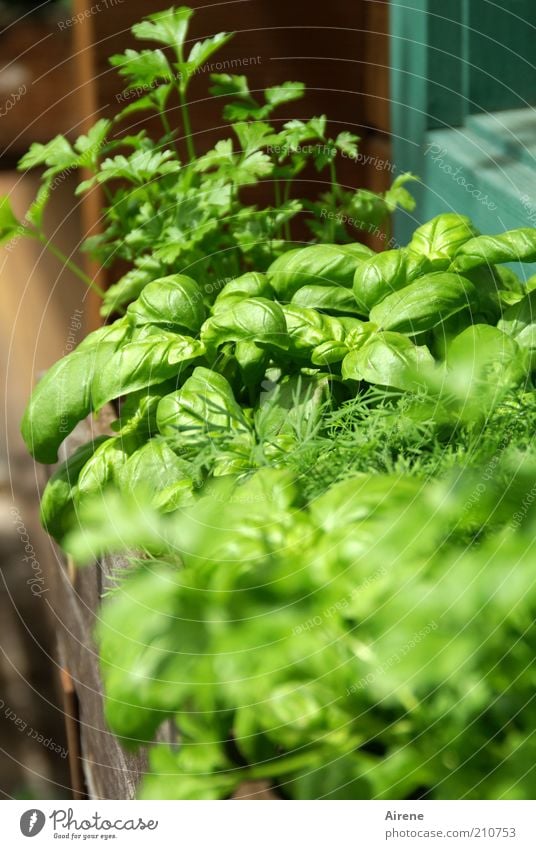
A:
498;290;536;366
40;436;110;540
157;366;249;443
211;272;274;314
234;339;268;387
451;228;536;272
342;331;434;390
496;266;526;297
369;272;478;335
498;290;536;338
282;304;345;361
91;334;205;410
118;438;194;509
127;274;206;334
407;213;478;269
75;316;132;352
460;266;504;324
21;318;133;463
111;385;171;438
75;434;142;504
447;325;527;398
292;284;364;315
353;248;429;313
21;345;113;464
267;243;373;300
201;297;288;352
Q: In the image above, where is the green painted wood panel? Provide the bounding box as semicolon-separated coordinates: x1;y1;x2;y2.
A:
390;0;536;244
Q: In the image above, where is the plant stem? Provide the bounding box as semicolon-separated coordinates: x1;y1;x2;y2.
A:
179;88;196;162
274;181;283;240
329;159;338;201
328;159;339;241
160;111;180;158
384;214;392;247
37;234;105;297
274;180;282;210
175;45;196;163
283;178;292;241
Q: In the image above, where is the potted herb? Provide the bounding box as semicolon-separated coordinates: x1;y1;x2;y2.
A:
6;5;536;801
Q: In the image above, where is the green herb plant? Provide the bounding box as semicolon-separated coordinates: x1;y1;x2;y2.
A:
22;212;536;545
9;4;536;804
0;5;413;316
64;448;536;800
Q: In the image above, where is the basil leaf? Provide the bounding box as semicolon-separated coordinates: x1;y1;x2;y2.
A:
234;339;268;387
21;317;133;462
447;324;526;390
75;316;133;352
118;439;194;508
407;213;478;269
496;266;525;297
498;290;536;338
157;366;249;442
40;436;110;540
201;297;288;351
497;290;536;369
369;272;478;335
311;340;349;365
451;228;536;272
342;331;434;390
212;272;274;314
353;249;429;313
91;334;205;410
292;284;364;315
111;385;169;438
21;344;115;464
282;304;345;361
268;243;373;300
76;435;140;504
127;274;206;334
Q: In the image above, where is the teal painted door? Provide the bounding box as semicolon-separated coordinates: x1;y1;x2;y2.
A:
390;0;536;272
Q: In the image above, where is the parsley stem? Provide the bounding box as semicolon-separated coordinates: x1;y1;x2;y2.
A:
329;159;339;241
274;179;283;240
180;89;196;161
37;234;106;298
159;111;180;157
283;178;292;241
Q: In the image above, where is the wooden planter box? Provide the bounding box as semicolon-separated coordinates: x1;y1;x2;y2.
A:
48;413;275;800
